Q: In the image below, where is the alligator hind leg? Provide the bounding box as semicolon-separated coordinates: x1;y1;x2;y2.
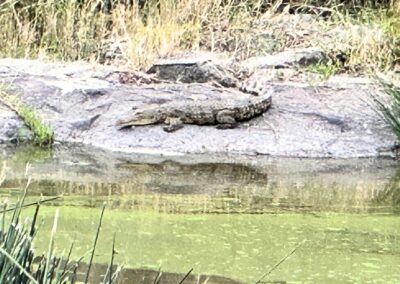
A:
163;117;183;132
216;110;238;129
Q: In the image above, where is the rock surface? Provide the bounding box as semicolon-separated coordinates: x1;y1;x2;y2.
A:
0;103;31;144
147;57;238;87
242;47;327;69
0;57;397;158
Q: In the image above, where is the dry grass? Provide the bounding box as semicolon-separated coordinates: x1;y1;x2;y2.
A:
335;7;400;71
0;0;263;68
0;0;398;71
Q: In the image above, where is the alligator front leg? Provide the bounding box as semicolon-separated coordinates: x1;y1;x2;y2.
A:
216;110;238;129
163;117;184;132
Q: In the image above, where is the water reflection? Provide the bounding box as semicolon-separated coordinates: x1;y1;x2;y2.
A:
0;145;399;213
374;168;400;211
116;161;269;194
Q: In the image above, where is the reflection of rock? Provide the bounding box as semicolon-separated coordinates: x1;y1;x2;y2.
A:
116;161;268;194
0;146;398;213
374;169;400;208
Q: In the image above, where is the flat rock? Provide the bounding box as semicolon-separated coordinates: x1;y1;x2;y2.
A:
0;103;32;144
242;47;327;69
147;56;238;87
0;58;397;158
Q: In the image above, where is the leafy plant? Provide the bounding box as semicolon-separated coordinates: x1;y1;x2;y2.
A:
306;61;340;79
17;105;54;147
0;88;54;147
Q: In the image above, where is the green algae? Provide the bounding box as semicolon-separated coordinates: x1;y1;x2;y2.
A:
23;206;400;284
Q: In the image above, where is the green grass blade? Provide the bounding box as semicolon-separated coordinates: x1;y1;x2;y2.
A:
102;233;116;284
85;202;106;284
44;208;59;284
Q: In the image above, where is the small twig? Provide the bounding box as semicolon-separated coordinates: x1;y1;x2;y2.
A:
153;267;162;284
178;268;194;284
264;120;280;142
255;241;305;284
0;196;62;214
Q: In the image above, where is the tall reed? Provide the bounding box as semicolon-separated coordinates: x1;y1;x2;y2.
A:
0;0;398;70
0;179;119;283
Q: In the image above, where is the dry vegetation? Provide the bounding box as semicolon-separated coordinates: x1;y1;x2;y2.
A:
0;0;398;71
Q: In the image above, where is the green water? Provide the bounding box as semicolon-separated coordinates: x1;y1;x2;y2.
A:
25;207;399;284
1;146;400;283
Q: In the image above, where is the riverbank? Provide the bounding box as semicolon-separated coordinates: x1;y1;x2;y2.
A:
0;57;397;158
0;1;399;158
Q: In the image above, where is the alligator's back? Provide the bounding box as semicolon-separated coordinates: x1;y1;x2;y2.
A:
117;91;272;128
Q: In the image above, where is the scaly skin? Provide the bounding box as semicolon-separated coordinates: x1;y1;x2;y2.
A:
116;91;272;131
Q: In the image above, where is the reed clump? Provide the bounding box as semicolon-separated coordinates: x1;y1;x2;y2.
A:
372;75;400;140
0;198;119;283
0;167;119;283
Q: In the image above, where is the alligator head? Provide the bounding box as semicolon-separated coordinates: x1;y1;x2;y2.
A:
116;107;165;128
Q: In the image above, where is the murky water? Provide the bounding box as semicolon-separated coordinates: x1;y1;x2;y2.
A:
1;145;400;283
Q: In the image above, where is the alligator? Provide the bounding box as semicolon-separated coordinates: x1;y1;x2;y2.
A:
116;90;272;132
